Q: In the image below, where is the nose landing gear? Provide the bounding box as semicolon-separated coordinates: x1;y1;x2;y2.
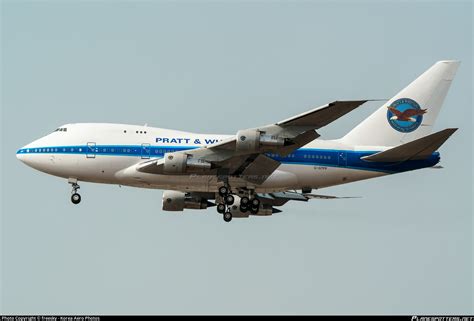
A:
69;178;81;204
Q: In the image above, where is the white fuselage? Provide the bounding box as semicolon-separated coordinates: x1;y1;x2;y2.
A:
16;123;410;193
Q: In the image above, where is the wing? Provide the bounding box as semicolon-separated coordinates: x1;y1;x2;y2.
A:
137;100;368;184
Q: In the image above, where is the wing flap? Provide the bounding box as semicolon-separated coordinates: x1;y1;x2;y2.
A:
239;154;281;184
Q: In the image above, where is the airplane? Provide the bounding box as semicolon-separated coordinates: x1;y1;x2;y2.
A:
17;60;460;222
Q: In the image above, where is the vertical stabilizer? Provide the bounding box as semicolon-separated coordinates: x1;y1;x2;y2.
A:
341;60;460;147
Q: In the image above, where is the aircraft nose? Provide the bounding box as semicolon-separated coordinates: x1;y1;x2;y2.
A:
16;145;31;164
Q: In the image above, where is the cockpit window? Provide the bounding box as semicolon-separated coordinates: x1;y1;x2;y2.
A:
54;128;68;132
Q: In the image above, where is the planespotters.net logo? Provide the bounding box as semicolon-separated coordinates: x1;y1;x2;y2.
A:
412;317;474;321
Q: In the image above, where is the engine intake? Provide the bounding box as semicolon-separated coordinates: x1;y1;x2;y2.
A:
163;153;211;174
236;129;286;152
162;190;211;211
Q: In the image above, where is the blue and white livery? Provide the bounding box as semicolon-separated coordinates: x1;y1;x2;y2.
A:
17;61;460;222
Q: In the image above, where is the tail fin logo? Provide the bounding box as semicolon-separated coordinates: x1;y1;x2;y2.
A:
386;98;426;133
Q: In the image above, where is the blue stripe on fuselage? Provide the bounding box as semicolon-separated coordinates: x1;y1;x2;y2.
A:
16;145;440;174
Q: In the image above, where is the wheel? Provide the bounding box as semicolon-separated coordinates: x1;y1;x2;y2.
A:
217;203;226;214
250;207;259;215
218;186;228;196
225;194;235;205
71;193;81;204
240;205;248;213
251;198;260;208
240;197;250;206
223;211;233;222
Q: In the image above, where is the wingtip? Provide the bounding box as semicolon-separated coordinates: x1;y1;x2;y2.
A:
436;60;461;65
444;128;459;135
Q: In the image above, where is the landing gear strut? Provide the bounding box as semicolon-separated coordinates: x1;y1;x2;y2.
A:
69;179;81;204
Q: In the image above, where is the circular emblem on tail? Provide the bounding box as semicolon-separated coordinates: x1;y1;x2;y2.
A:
386;98;426;133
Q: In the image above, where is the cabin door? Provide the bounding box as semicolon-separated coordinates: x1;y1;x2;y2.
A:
141;143;151;159
86;142;96;158
338;151;347;166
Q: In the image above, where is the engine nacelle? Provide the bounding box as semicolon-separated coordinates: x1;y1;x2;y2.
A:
162;190;211;211
236;129;285;152
163;153;211;174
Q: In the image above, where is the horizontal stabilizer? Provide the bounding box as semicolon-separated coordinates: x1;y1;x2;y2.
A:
361;128;457;162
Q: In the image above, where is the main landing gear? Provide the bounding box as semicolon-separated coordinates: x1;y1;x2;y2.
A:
216;185;260;222
217;185;234;222
239;196;260;214
69;179;81;204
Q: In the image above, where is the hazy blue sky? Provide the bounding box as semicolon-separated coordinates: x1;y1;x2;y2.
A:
1;0;472;315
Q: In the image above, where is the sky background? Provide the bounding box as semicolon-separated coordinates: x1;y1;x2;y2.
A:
1;0;472;315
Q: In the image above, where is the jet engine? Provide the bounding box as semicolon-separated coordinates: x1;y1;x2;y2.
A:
163;153;211;174
162;190;212;211
236;129;286;152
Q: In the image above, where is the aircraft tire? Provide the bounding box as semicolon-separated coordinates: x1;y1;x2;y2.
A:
251;198;260;208
225;194;235;205
71;193;81;204
217;203;226;214
223;211;232;222
218;186;228;196
250;207;259;215
240;197;250;206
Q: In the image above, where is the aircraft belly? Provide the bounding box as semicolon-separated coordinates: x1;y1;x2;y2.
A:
114;162;387;192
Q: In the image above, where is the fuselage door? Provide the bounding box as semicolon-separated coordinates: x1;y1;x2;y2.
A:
141;143;151;159
87;142;96;158
338;151;347;167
